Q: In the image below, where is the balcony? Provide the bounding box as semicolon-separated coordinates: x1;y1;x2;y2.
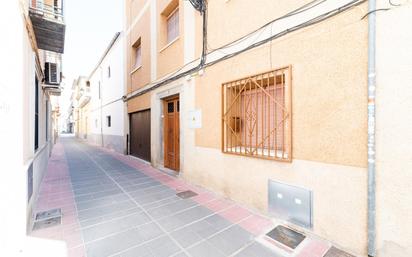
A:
77;87;91;108
29;0;66;53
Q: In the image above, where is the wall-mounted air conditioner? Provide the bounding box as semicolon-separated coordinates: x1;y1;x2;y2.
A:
45;62;61;85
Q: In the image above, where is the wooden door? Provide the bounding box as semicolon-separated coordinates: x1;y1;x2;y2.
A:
164;97;180;171
130;109;151;162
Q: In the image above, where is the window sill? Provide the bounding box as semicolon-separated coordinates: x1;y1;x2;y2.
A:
130;65;142;75
159;36;180;53
224;146;290;162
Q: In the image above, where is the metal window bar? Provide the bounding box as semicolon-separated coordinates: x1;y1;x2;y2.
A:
30;0;64;22
222;66;292;162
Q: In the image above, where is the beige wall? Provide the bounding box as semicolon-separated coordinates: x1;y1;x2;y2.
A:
128;93;151;113
195;6;368;167
128;9;152;92
186;2;369;256
131;0;149;18
206;0;316;50
184;148;367;255
123;1;378;256
157;0;184;78
77;103;90;139
375;2;412;257
126;0;186;83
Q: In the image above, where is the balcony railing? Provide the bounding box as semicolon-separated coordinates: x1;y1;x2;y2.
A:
77;87;91;108
29;0;66;53
29;1;64;23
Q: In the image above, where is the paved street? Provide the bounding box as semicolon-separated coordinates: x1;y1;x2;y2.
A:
30;137;330;257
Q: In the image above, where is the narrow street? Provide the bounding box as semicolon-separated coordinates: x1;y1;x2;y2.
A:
30;137;331;257
3;0;412;256
31;137;272;256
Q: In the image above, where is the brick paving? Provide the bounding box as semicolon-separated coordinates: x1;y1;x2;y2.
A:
30;137;332;257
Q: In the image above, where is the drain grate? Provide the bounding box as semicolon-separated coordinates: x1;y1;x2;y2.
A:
35;208;62;221
266;225;306;249
33;216;62;230
176;190;198;199
33;208;62;231
323;246;355;257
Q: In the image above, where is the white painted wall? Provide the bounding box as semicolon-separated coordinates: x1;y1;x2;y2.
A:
376;1;412;257
0;1;29;253
88;33;126;153
0;1;61;255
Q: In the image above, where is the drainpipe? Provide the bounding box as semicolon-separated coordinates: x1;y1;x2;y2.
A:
367;0;377;256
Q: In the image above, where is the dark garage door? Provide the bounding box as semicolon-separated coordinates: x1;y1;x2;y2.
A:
130;109;151;162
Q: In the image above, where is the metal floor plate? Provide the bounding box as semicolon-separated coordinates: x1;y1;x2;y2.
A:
33;216;62;230
265;225;306;249
176;190;198;199
35;208;62;221
323;246;355;257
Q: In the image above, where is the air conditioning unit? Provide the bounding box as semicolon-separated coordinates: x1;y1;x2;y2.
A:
45;62;61;85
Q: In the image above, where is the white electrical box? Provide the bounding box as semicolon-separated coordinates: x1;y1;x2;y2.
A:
268;180;313;228
188;109;202;129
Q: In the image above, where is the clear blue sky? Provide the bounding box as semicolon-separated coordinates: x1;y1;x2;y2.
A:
60;0;123;114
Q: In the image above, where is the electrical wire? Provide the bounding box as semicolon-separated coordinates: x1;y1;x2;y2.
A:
124;0;207;100
205;0;367;68
361;8;390;19
206;0;328;52
389;0;401;6
125;0;328;101
125;0;367;101
127;0;325;101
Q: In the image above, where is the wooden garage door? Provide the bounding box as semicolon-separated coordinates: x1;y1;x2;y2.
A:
130;109;151;162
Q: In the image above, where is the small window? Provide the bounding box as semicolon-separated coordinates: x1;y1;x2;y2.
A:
45;100;48;141
167;102;174;113
106;115;111;127
222;67;292;161
166;7;179;44
98;81;101;99
133;39;142;69
34;76;39;150
107;66;111;78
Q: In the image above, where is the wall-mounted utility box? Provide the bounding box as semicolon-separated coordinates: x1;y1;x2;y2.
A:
268;180;313;228
188;109;202;129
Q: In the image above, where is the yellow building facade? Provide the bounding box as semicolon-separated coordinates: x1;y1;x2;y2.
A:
124;1;412;256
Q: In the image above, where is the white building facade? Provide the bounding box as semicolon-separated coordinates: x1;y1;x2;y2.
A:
88;32;127;154
0;0;66;255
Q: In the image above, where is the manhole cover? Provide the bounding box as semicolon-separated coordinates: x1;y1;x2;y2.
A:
266;225;305;249
35;208;62;221
323;246;355;257
176;190;198;199
33;216;62;230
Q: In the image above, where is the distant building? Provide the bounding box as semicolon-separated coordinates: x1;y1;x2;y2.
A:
72;76;90;139
71;33;126;153
87;32;127;154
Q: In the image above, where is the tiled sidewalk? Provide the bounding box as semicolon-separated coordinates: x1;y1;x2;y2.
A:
30;138;331;257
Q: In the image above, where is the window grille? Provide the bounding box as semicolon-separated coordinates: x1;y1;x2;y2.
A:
221;66;292;162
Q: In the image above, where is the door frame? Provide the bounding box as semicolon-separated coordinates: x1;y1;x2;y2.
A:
152;84;184;173
163;95;180;171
